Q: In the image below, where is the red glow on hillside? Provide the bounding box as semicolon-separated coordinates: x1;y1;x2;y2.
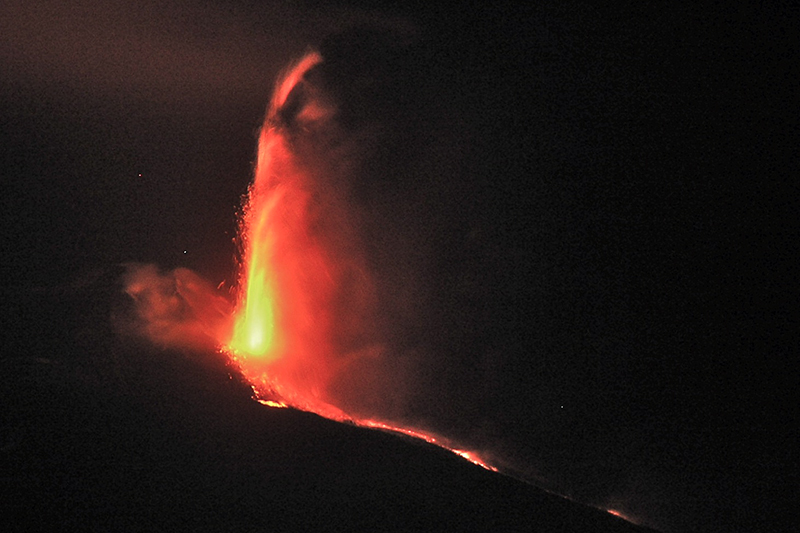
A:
360;419;498;472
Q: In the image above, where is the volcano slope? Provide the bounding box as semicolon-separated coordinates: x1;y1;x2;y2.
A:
1;279;655;533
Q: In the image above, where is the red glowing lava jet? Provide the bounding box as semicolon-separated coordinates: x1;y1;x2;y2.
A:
215;49;501;471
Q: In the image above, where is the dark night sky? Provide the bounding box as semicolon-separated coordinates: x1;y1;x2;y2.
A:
2;2;796;532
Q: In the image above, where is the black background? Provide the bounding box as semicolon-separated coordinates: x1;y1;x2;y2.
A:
2;2;796;532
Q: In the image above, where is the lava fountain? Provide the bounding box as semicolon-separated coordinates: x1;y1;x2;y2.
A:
123;44;498;473
219;48;375;423
219;49;496;471
224;51;347;418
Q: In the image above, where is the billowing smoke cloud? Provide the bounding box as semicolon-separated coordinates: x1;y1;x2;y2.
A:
122;263;232;353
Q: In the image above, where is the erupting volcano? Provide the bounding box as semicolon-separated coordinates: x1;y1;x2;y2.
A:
6;4;789;530
124;46;500;471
